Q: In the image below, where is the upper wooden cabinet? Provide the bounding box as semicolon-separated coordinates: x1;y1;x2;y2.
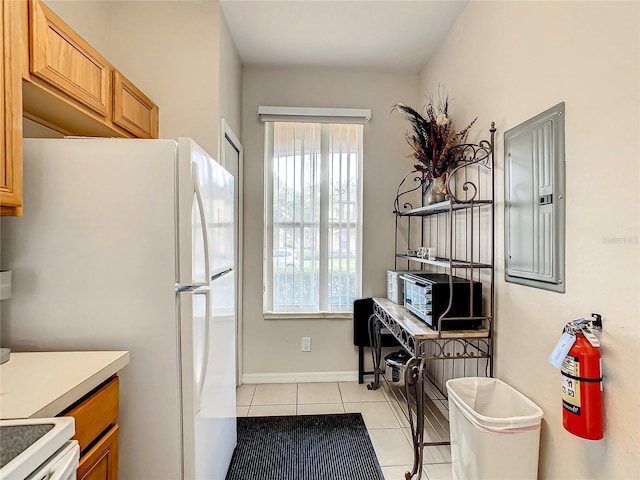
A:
22;0;159;138
1;0;159;216
113;71;159;139
29;0;111;118
1;0;24;216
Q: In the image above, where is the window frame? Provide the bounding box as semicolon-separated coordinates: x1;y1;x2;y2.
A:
262;119;365;319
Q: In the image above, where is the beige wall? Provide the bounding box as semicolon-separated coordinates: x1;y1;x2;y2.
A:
23;118;64;138
419;1;639;478
44;0;112;57
241;68;419;378
218;11;243;143
108;1;221;157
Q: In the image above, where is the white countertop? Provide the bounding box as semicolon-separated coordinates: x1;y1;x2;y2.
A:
0;351;130;419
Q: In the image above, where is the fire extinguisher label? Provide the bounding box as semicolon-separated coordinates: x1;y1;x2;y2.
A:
561;354;581;414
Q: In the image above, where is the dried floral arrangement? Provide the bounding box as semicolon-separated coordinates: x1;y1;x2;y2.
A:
393;87;477;183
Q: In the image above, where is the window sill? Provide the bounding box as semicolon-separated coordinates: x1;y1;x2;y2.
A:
263;312;353;321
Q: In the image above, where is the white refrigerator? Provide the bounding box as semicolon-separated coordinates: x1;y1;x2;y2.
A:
0;137;237;480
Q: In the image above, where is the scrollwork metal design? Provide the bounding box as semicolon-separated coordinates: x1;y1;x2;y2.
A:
373;302;416;355
403;357;420;387
393;122;496;208
372;304;489;361
445;123;496;203
393;170;428;214
415;338;490;359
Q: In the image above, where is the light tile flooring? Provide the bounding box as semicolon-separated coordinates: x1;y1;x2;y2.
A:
236;381;453;480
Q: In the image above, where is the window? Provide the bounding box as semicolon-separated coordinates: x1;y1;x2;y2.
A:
263;119;363;315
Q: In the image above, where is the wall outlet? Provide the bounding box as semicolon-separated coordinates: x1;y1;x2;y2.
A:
301;336;311;352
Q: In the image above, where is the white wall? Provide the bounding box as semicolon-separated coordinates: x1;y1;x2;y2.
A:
241;68;419;378
419;2;639;478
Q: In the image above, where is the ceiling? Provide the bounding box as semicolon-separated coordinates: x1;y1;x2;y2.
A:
219;1;469;74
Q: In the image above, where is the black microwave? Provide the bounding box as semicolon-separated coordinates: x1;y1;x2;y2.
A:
402;273;482;330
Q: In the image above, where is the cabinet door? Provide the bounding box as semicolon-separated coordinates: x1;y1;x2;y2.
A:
29;0;111;117
64;377;119;454
1;0;23;216
113;70;159;139
78;424;119;480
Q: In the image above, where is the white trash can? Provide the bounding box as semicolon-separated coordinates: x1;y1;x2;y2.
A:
446;377;544;480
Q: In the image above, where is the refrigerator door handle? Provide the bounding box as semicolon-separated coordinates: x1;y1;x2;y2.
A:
211;267;233;282
193;287;211;414
192;162;211;287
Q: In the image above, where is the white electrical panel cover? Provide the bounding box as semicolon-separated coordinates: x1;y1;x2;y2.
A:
504;102;566;292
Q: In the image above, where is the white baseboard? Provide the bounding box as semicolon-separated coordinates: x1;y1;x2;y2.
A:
242;370;360;384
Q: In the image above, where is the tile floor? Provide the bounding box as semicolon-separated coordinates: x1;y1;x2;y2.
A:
236;381;453;480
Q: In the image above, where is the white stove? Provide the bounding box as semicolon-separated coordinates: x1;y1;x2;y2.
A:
0;417;79;480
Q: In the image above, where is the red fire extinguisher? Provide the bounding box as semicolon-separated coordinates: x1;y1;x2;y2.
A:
561;314;604;440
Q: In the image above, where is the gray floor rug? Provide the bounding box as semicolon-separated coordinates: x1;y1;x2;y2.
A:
225;413;385;480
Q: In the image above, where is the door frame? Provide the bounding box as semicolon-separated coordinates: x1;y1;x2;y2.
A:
219;118;244;386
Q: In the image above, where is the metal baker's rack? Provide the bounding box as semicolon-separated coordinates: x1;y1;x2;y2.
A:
367;123;496;480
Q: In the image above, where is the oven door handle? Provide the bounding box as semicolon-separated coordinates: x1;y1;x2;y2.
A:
48;441;80;480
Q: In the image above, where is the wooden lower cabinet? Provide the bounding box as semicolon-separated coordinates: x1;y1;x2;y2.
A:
78;424;119;480
60;377;120;480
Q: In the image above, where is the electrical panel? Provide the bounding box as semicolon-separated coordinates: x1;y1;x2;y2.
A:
504;102;566;292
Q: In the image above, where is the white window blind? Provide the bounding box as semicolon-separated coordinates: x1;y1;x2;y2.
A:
263;118;363;315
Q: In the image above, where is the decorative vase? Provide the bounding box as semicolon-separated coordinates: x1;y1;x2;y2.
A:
426;174;447;205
